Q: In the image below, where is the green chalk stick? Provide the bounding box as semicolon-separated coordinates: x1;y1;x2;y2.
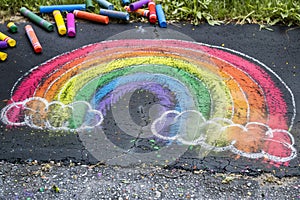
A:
86;0;95;11
20;7;54;32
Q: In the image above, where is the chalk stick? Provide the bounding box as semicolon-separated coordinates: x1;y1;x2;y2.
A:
96;0;114;10
53;10;67;35
156;4;167;28
0;41;8;49
73;10;109;24
7;22;18;33
0;32;16;47
25;25;42;53
40;4;86;13
124;6;149;17
129;0;149;11
148;1;157;24
86;0;95;11
122;0;130;6
67;13;76;37
99;9;129;21
0;51;7;61
20;7;54;32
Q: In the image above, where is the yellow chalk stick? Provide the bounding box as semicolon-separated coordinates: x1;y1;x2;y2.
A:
53;10;67;35
0;32;16;47
0;51;7;61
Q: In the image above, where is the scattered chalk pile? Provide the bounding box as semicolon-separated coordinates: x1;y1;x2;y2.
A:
0;0;167;61
0;22;17;61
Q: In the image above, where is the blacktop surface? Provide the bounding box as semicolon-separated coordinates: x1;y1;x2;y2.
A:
0;20;299;199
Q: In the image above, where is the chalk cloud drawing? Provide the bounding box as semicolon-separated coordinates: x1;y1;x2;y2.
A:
151;110;296;162
1;97;103;131
0;39;297;165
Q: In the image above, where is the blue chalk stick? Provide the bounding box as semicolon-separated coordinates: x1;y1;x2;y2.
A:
122;0;130;5
100;9;129;21
156;4;167;28
96;0;114;10
39;4;86;13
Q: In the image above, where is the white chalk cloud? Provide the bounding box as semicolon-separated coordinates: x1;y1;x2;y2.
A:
1;97;103;131
151;110;297;162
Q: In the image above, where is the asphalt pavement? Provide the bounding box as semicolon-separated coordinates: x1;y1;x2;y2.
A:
0;20;299;199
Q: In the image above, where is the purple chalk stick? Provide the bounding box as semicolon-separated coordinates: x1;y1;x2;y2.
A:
0;41;8;49
67;13;76;37
129;0;149;11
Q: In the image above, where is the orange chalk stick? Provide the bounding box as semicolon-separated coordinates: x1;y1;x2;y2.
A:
124;6;149;17
25;25;42;53
135;8;150;17
73;10;109;24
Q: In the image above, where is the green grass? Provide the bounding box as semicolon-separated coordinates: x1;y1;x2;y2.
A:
0;0;300;26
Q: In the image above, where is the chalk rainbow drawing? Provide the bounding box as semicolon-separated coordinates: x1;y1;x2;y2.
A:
0;39;297;164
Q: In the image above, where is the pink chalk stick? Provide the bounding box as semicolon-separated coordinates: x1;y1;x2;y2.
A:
67;13;76;37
